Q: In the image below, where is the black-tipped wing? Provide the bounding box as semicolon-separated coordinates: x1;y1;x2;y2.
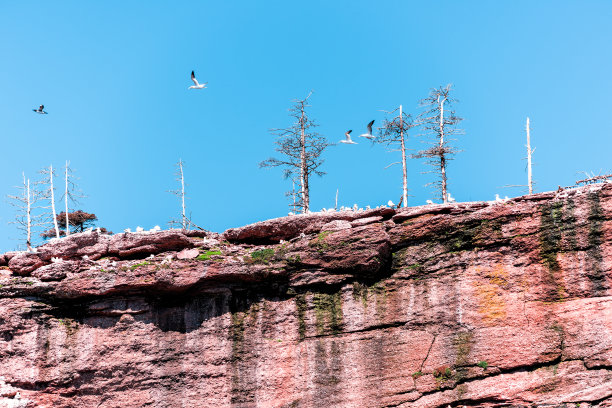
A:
367;120;374;133
345;130;352;137
190;71;199;86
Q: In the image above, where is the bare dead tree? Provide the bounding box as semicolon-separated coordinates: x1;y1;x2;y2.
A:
62;160;84;237
168;159;190;230
38;165;60;239
7;173;44;251
376;104;415;207
260;92;331;213
525;117;536;195
413;84;463;203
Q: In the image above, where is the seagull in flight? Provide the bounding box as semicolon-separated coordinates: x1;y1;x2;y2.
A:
359;120;375;139
33;105;47;114
188;71;207;89
340;130;357;144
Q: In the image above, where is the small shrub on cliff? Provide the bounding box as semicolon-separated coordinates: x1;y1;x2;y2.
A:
433;365;452;381
477;360;488;370
197;250;222;261
250;248;275;264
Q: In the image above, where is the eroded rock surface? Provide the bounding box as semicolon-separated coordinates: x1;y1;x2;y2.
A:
1;185;612;407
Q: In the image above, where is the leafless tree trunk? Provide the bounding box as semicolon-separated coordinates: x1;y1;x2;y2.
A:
377;104;414;207
64;163;69;236
413;84;463;203
260;91;331;214
526;117;534;194
8;173;44;251
168;159;189;230
39;165;60;239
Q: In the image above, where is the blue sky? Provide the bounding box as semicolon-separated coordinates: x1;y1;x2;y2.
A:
1;1;611;251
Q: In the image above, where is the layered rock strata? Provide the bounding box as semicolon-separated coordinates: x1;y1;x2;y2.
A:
1;184;612;407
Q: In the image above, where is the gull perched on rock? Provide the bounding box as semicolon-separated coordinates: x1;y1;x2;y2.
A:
387;200;394;207
33;104;47;114
188;70;207;89
136;226;144;232
340;130;357;144
359;120;375;139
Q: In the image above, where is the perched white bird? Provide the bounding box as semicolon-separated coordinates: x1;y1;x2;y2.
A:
495;194;502;202
188;70;207;89
136;226;144;232
85;227;93;233
124;228;131;233
387;200;394;207
353;204;358;211
359;120;375;139
288;212;295;216
33;104;47;114
15;392;20;400
151;225;161;232
51;257;62;263
340;130;358;144
426;200;434;205
447;193;456;203
366;205;371;210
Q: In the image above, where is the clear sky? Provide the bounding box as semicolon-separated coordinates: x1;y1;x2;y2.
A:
1;1;611;252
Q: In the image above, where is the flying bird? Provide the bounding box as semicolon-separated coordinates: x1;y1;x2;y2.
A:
340;130;357;144
33;105;47;114
359;120;375;139
188;71;207;89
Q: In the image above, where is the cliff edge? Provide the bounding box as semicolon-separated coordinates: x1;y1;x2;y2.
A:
1;184;612;407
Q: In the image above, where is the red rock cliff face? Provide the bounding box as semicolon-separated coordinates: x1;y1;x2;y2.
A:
1;184;612;407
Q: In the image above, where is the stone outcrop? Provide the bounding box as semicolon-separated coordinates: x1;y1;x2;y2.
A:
1;184;612;407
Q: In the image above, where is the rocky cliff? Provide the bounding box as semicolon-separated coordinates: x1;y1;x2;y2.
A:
1;184;612;407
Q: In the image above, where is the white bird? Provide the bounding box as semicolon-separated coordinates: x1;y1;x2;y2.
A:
51;257;62;263
33;104;47;114
388;200;394;207
340;130;358;144
495;194;502;202
288;212;295;216
426;200;434;205
152;225;161;232
359;120;375;139
366;205;371;210
124;228;131;233
15;392;20;400
353;204;358;211
447;193;456;203
136;226;144;232
188;70;207;89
